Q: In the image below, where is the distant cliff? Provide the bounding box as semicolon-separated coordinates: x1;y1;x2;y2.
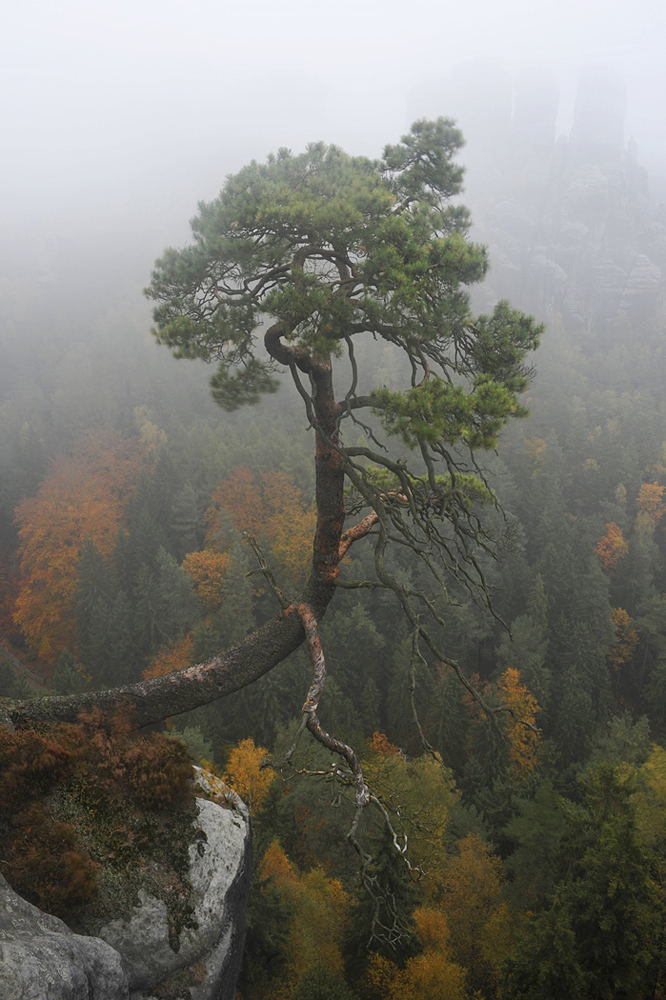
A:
412;64;665;330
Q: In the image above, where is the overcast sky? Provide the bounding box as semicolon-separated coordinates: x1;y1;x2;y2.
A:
2;0;664;241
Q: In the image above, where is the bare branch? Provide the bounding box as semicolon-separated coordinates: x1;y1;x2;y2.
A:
244;531;291;609
338;512;379;561
297;602;370;808
408;625;444;765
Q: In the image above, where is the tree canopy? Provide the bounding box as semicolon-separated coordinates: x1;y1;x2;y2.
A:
148;118;538;444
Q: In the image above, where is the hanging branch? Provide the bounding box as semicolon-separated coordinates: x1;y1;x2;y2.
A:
296;602;370;809
243;531;291;610
408;624;444;764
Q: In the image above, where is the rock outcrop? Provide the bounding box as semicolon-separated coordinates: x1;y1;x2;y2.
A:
0;873;129;1000
103;778;251;1000
474;68;661;328
0;773;251;1000
410;64;666;330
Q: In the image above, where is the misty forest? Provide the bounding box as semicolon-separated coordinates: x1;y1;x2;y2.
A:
5;64;666;1000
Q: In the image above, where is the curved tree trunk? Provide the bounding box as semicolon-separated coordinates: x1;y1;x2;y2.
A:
4;356;348;732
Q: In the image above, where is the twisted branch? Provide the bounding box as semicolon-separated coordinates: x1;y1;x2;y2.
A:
297;602;370;809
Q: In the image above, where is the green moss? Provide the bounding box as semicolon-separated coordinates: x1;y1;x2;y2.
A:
0;712;207;952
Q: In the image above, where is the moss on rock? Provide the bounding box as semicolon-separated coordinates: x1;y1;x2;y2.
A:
0;707;205;952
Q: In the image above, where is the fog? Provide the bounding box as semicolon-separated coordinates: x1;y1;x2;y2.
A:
5;10;666;976
3;1;664;227
0;0;663;385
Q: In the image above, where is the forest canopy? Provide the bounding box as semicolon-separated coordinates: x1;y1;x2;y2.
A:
5;106;666;998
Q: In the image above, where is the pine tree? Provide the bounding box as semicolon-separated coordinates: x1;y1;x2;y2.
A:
8;120;541;742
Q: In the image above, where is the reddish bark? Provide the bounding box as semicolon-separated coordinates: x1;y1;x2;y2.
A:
297;602;370;807
339;513;379;561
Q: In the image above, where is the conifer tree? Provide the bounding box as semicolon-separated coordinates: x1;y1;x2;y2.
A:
5;120;541;748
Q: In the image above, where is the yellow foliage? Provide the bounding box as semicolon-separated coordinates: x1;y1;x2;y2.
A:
364;953;401;1000
636;746;666;846
636;481;666;535
259;840;349;993
527;437;547;471
394;952;466;1000
181;549;232;614
364;917;467;1000
361;745;458;893
608;608;639;673
139;421;167;454
223;737;274;813
440;833;505;985
496;668;541;778
285;868;348;985
482;900;515;975
132;406;168;454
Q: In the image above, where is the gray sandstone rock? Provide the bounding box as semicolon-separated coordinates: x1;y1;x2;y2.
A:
0;873;129;1000
100;776;251;1000
0;775;251;1000
564;163;610;210
618;254;662;314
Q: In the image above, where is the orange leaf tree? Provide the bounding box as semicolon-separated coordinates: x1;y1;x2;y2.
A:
13;435;147;662
207;466;315;593
181;550;232;615
595;522;628;571
143;632;195;681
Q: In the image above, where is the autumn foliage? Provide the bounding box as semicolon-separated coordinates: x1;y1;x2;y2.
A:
367;731;401;756
365;907;467;1000
362;735;458;886
496;667;541;778
462;667;541;780
143;632;195;680
595;522;629;571
13;434;147;661
0;708;194;917
608;607;640;673
636;481;666;535
181;549;232;614
223;737;274;813
207;466;315;591
0;554;19;640
260;840;350;995
526;436;547;471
